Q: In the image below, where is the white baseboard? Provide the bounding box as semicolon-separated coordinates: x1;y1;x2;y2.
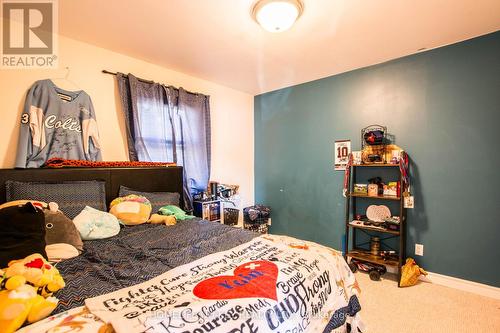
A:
384;266;499;299
386;266;398;275
349;259;500;299
419;271;500;300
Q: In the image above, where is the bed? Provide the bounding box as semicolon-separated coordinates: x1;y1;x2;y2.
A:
0;167;363;333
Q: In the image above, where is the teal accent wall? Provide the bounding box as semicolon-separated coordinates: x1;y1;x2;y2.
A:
254;31;500;286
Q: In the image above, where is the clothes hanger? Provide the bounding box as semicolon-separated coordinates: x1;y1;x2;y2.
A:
51;66;81;91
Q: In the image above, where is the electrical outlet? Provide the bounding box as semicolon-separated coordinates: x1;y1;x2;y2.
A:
268;218;272;226
415;243;424;256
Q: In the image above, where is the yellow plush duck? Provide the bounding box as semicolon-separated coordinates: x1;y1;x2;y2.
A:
0;254;64;333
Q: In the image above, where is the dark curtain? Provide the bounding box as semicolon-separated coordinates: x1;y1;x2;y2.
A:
116;73;211;211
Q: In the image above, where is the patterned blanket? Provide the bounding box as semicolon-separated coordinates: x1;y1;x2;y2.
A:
53;219;257;313
23;235;362;333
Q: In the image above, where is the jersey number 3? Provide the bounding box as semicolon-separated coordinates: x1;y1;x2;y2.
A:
21;114;29;124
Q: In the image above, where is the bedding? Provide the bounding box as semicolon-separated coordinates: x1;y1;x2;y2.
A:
109;194;152;225
53;218;257;314
73;206;120;240
5;180;106;219
86;234;362;333
119;186;180;213
24;223;362;333
1;167;363;332
17;307;109;333
46;219;361;332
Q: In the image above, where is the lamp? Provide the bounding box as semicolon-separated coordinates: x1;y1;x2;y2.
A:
252;0;304;33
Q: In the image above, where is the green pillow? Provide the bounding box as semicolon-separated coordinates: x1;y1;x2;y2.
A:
158;205;195;220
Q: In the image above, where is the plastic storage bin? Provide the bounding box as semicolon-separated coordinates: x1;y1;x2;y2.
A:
243;205;271;234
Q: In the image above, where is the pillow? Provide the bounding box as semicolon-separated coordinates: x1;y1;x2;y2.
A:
0;203;47;267
119;186;180;213
6;180;107;219
44;210;83;253
109;195;152;225
73;206;120;240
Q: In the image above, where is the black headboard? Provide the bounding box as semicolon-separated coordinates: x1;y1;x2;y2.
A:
0;167;184;209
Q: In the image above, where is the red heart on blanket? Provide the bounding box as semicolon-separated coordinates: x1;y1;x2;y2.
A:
193;260;278;301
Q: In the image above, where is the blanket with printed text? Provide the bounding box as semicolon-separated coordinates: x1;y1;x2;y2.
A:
21;235;363;333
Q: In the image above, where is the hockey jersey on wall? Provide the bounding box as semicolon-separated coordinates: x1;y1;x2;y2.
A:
15;79;102;168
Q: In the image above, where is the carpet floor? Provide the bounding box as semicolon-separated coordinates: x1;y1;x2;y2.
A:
355;272;500;333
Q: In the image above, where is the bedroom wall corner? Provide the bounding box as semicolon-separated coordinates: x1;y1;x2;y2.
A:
254;31;500;287
0;34;255;209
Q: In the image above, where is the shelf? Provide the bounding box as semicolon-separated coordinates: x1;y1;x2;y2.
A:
352;164;399;167
345;153;409;286
348;222;400;235
347;249;399;267
348;193;401;201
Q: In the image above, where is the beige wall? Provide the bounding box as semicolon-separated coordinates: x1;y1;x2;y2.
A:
0;35;254;208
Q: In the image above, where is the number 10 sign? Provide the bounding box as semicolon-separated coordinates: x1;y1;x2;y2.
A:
334;140;351;171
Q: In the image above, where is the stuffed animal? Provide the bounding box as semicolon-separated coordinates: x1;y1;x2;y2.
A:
158;205;195;221
0;201;82;262
73;206;120;240
109;195;152;225
0;203;47;268
4;254;65;296
148;213;177;226
0;200;59;213
0;254;64;333
0;284;59;333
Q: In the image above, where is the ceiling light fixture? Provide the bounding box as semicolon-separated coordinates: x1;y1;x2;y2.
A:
252;0;304;33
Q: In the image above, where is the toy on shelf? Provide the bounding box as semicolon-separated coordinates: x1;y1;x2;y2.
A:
360;125;405;165
348;258;387;281
361;124;387;164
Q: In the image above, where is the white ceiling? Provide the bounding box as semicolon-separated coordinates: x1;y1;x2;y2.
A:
59;0;500;95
